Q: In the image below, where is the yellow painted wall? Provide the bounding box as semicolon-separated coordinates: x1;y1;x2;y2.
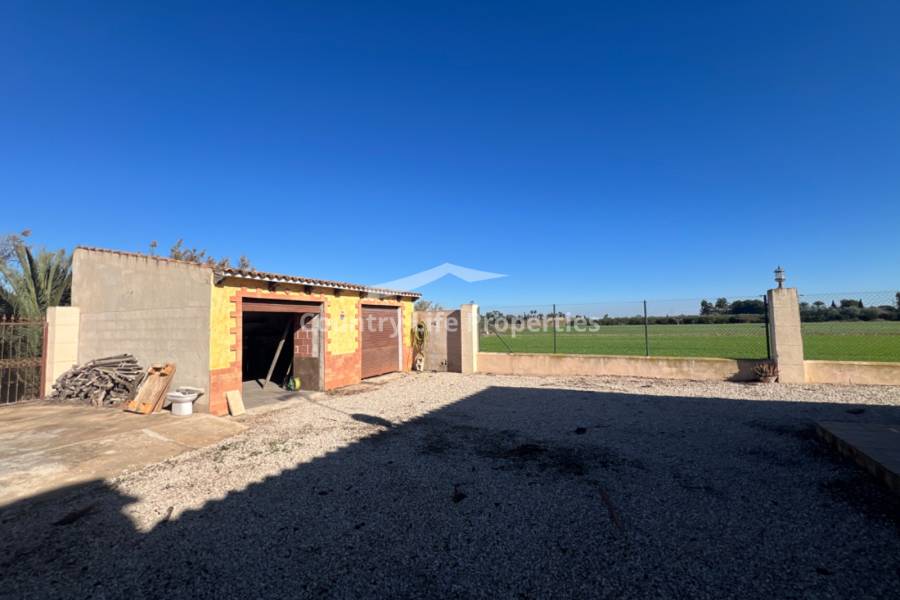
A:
209;278;415;369
210;285;236;370
401;299;414;346
210;280;325;370
325;295;359;355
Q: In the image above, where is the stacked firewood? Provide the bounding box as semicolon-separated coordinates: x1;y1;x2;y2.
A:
48;354;145;407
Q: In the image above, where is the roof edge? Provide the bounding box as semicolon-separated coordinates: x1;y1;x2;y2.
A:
215;268;421;299
75;246;213;269
73;246;421;298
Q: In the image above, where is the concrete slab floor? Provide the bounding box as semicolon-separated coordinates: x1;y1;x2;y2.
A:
816;421;900;496
241;381;323;412
0;402;245;507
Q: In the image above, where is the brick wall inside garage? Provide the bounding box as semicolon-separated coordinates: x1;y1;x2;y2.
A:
294;318;315;358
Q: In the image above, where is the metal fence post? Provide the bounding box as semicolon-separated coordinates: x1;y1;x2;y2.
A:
643;300;650;356
552;304;557;354
763;294;771;360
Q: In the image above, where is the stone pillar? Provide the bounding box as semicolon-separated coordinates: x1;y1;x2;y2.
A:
766;288;805;383
44;306;80;396
459;303;479;374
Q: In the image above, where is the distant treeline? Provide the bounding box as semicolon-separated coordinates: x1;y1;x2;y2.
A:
482;293;900;327
799;297;900;322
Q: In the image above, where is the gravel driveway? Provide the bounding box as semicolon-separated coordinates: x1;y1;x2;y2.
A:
2;373;899;598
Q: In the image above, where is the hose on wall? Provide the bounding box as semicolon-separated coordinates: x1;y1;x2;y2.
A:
413;321;427;371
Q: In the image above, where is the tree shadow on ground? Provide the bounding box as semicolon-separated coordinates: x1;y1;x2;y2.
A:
2;386;900;598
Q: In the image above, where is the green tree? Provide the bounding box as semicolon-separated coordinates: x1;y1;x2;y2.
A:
165;239;252;270
0;233;72;318
714;297;730;314
729;299;766;314
0;230;30;263
414;299;443;311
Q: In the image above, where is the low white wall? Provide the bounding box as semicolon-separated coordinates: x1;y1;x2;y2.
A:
478;352;760;381
804;360;900;386
477;352;900;386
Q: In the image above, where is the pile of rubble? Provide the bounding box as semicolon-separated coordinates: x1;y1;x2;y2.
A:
48;354;145;407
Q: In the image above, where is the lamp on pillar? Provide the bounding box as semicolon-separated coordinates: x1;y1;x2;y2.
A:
774;266;786;289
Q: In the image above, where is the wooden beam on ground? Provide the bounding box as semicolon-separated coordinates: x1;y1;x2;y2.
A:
262;319;293;390
226;390;245;416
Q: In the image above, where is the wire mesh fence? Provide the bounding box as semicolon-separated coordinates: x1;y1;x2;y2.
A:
0;315;46;404
798;291;900;362
646;297;768;360
480;296;769;360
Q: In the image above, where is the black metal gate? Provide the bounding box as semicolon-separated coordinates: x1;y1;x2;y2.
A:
0;315;46;404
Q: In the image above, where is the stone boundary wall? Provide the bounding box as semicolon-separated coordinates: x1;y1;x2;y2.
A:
472;287;900;386
478;352;762;382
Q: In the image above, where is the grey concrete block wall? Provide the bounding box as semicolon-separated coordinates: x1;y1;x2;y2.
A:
415;310;461;372
72;249;212;404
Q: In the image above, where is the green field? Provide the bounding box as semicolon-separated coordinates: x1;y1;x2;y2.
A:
479;321;900;362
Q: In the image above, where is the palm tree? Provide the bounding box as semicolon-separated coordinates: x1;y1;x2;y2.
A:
0;240;71;318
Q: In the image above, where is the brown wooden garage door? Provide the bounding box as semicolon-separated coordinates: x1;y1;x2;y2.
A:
361;305;400;379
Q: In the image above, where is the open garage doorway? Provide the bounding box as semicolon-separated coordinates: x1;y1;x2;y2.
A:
241;299;323;410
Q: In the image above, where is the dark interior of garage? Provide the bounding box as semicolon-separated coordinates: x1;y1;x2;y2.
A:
241;308;322;409
242;312;296;387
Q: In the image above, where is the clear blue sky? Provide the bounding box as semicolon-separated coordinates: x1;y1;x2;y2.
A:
2;2;898;308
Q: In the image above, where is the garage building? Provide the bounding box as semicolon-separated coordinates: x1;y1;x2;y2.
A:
71;247;419;415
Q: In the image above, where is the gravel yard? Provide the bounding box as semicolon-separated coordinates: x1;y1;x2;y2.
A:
3;372;900;598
